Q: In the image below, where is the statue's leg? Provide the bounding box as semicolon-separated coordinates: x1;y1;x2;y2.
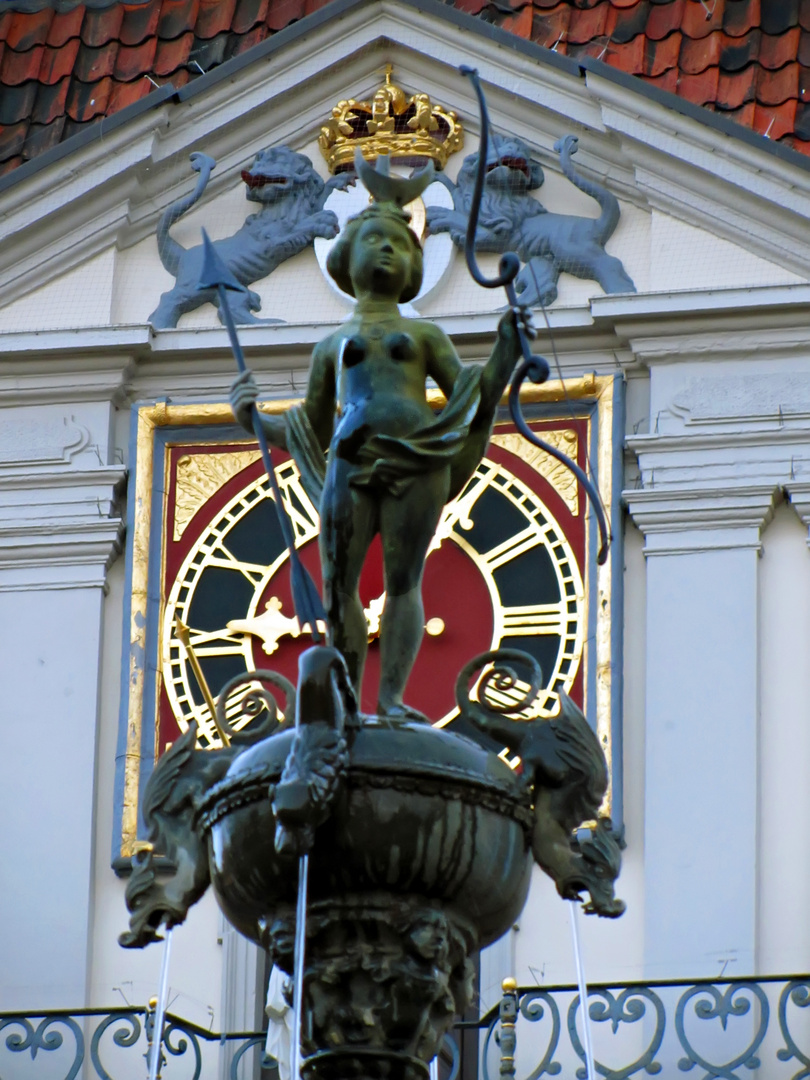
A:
319;459;378;696
377;469;450;718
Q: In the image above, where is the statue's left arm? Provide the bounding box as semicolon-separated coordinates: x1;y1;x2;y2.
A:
424;324;463;399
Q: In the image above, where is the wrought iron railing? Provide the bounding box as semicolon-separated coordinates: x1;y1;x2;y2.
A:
474;975;810;1080
2;976;809;1080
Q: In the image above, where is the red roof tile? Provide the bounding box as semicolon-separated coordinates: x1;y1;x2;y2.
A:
680;29;723;71
760;25;800;66
760;0;798;35
0;120;27;160
502;4;535;35
753;97;797;135
39;39;81;85
757;58;799;101
74;40;119;82
31;77;70;125
678;64;721;102
647;0;685;41
568;4;609;43
108;74;153;111
267;0;308;28
645;30;681;74
719;28;760;68
643;64;680;90
23;115;66;158
66;74;113;121
606;32;646;70
228;23;270;55
157;0;201;39
47;8;85;48
153;30;193;74
81;6;125;48
197;0;239;38
114;37;159;81
530;3;571;46
120;3;161;45
717;61;757;105
724;97;756;123
2;0;810;179
232;0;270;33
680;0;724;40
2;43;45;86
723;0;759;35
6;9;53;51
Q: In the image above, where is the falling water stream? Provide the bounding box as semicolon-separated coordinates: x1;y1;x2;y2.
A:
569;903;595;1080
292;854;310;1080
147;926;173;1080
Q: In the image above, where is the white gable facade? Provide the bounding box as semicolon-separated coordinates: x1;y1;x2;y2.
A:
2;0;810;1073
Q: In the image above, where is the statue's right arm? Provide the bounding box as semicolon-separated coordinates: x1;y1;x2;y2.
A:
302;340;337;451
229;370;288;449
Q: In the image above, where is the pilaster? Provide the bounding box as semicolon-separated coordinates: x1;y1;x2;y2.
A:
0;400;124;1008
623;340;810;980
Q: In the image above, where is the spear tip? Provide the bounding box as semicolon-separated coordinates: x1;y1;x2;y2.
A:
197;228;248;293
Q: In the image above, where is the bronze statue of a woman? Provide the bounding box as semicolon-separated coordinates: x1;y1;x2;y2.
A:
231;152;530;718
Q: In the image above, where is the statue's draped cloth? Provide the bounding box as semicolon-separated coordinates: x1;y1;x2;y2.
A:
286;366;490;509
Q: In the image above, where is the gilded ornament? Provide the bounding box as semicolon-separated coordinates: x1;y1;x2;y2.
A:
319;65;463;173
174;449;260;540
490;429;579;515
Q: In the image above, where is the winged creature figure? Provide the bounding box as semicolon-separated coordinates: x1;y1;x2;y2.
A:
119;722;236;947
457;652;624;917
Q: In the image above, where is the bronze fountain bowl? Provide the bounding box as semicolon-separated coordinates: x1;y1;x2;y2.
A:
197;718;534;952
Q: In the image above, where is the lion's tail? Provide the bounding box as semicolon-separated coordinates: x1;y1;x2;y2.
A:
554;135;619;244
156;153;216;276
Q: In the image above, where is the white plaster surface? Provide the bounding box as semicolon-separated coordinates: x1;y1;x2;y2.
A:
649;212;803;293
0;249;115;333
89;557;225;1027
0;584;106;1007
757;503;810;975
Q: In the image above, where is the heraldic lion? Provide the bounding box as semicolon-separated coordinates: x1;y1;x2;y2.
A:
427;134;635;308
149;147;353;328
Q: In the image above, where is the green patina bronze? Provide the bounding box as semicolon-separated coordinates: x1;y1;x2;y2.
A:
122;150;623;1080
231;162;525;717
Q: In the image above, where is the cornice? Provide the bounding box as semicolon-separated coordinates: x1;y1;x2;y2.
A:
0;462;125;591
585;70;810;280
623;484;778;552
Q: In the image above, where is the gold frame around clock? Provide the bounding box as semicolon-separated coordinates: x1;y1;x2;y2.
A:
119;375;617;860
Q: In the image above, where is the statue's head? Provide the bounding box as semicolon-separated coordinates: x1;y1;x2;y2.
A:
327;204;423;303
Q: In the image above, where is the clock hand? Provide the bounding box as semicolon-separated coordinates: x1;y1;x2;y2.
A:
227;598;328;656
175;619;232;747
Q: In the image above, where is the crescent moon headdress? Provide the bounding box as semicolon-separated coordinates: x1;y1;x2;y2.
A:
326;150;435;303
352;147;435;207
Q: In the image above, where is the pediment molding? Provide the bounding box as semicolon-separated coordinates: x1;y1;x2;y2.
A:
1;0;809;315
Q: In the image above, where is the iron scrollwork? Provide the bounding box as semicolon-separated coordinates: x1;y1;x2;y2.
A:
567;987;665;1080
456;65;611;566
675;982;769;1079
777;978;810;1077
3;983;810;1079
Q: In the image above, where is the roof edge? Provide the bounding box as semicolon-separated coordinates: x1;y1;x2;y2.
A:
581;57;810;176
0;84;175;198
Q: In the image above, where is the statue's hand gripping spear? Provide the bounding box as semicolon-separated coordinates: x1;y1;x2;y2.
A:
198;230;327;636
458;67;611;565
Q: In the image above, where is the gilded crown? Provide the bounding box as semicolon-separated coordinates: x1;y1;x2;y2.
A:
319;65;464;174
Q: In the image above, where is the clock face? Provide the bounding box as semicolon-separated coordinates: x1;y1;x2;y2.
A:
158;419;587;752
